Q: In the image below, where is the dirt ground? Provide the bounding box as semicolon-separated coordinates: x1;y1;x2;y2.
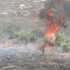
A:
0;0;70;70
0;46;70;70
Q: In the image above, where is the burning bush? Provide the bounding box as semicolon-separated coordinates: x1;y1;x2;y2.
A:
39;0;67;50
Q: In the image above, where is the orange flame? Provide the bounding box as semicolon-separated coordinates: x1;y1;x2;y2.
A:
44;44;51;49
47;10;54;18
59;16;64;25
44;11;64;49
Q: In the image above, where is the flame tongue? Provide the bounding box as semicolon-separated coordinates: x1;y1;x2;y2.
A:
44;11;64;49
47;10;54;18
44;44;51;49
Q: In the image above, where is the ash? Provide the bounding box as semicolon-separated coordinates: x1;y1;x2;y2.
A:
0;44;70;70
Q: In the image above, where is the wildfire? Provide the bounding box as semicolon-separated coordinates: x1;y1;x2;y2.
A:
44;44;51;49
44;10;64;49
47;10;54;18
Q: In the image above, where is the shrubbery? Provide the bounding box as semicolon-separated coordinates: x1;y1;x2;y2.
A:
37;38;44;46
13;30;35;43
2;24;70;51
61;40;70;51
55;33;65;46
56;32;70;51
4;24;20;39
37;32;70;52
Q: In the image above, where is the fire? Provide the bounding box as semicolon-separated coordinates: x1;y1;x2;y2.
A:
44;44;51;49
45;19;59;43
44;10;64;49
47;10;54;18
0;40;21;47
59;16;64;25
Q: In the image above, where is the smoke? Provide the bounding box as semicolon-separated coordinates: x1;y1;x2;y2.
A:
0;42;43;59
39;0;70;20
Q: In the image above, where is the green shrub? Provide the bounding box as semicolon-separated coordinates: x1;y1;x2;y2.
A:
55;33;65;46
4;24;20;39
37;38;44;46
44;36;50;43
14;31;26;40
61;40;70;51
13;30;35;43
25;30;35;41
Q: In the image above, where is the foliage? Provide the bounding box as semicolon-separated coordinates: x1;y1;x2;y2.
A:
13;30;35;42
61;40;70;51
55;33;65;46
4;24;20;39
55;33;70;51
44;36;50;43
37;38;44;46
